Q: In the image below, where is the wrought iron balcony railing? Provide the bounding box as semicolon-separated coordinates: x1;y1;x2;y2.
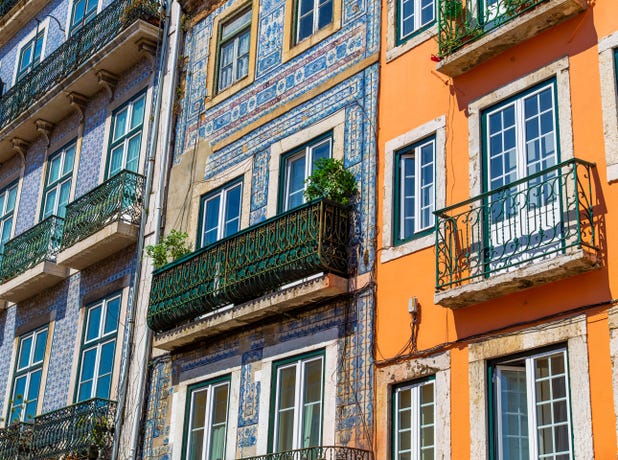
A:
61;170;145;250
148;199;350;333
437;0;548;57
30;398;116;459
435;158;598;291
0;0;160;133
0;215;64;282
241;446;372;460
0;0;19;19
0;422;33;458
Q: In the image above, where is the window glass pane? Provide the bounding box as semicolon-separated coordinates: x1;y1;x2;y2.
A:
302;358;323;448
276;366;297;452
188;430;205;460
113;108;128;141
420;0;435;26
81;349;97;382
49;155;62;184
400;0;415;37
104;297;120;335
33;330;48;363
317;0;333;29
18;336;33;369
126;133;142;172
209;384;229;460
63;145;76;176
191;388;208;430
109;145;125;177
131;96;146;129
221;9;251;40
87;305;102;341
98;341;115;376
498;366;529;459
58;181;72;217
42;190;56;219
2;217;12;245
19;44;33;73
7;186;16;212
286;155;306;210
11;376;27;421
203;195;221;246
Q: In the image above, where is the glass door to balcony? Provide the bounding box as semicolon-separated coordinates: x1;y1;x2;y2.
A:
483;81;560;273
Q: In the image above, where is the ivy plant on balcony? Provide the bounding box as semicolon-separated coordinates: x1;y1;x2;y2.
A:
121;0;162;26
304;158;357;206
146;229;191;269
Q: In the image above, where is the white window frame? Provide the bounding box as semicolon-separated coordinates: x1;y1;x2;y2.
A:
393;377;436;460
398;0;435;43
66;0;102;36
184;378;231;460
13;21;49;84
41;140;77;220
216;8;252;93
493;349;573;459
382;116;446;263
199;180;243;248
598;32;618;183
0;182;18;247
294;0;334;44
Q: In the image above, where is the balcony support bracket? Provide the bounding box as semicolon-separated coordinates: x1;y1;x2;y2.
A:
11;137;30;159
96;69;119;101
66;92;90;124
35;119;55;147
136;37;158;66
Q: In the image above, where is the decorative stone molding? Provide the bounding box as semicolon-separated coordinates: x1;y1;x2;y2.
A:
35;119;55;146
96;69;120;101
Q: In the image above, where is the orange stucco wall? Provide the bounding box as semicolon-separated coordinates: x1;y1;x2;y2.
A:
376;0;618;457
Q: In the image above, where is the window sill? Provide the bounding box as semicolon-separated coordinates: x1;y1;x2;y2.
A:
434;247;600;309
380;232;434;263
204;75;254;110
386;24;438;63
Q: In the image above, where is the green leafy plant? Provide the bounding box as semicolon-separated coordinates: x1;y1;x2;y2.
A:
304;158;357;206
146;229;191;269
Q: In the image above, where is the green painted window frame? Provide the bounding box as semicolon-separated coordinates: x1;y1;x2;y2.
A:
73;292;121;403
614;48;618;90
391;375;436;460
16;29;45;82
393;134;436;245
7;325;49;424
214;7;252;94
487;345;573;460
40;139;77;220
278;131;333;213
69;0;100;36
197;177;243;249
268;348;325;453
395;0;435;45
105;90;147;179
182;375;231;460
292;0;334;45
0;181;18;249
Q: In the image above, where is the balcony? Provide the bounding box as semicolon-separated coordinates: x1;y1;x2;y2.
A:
0;0;162;162
436;0;586;76
57;170;144;270
241;446;373;460
435;158;600;309
148;199;350;337
0;422;32;458
0;215;68;303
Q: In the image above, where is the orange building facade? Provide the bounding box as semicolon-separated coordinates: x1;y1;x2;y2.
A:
376;0;618;458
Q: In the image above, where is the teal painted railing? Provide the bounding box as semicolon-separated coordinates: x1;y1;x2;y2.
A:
0;215;64;282
61;170;144;250
148;199;350;333
0;422;32;458
437;0;548;57
241;446;372;460
435;158;597;291
0;0;160;133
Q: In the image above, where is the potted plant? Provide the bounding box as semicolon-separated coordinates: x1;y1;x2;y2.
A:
146;229;191;269
121;0;162;27
304;158;357;206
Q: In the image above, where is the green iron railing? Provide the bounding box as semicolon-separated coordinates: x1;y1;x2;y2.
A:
437;0;548;57
435;158;597;291
30;398;116;459
0;0;160;133
0;0;20;20
241;446;372;460
0;215;64;282
148;199;350;333
61;170;145;250
0;422;32;459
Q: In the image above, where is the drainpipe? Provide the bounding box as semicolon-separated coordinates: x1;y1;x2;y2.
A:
111;1;174;458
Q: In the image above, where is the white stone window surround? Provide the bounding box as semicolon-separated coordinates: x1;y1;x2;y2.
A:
12;18;50;85
608;305;618;446
385;0;437;63
598;32;618;183
168;367;242;460
469;314;593;459
382;115;446;264
255;339;338;456
467;57;574;198
64;0;104;37
375;351;451;460
266;109;346;219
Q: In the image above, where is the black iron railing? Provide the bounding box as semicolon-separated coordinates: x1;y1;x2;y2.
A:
148;199;350;333
0;422;32;458
0;0;160;132
0;0;19;19
30;398;116;459
61;170;144;250
0;215;64;282
241;446;372;460
435;158;597;291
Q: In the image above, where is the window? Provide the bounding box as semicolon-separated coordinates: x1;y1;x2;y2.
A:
8;327;48;423
271;351;324;452
69;0;99;35
394;136;435;243
294;0;333;44
107;92;146;178
281;134;332;212
0;182;18;248
490;348;572;459
184;377;230;460
397;0;435;43
41;141;76;219
216;9;251;93
16;30;44;81
392;377;435;460
199;180;242;248
76;294;121;402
